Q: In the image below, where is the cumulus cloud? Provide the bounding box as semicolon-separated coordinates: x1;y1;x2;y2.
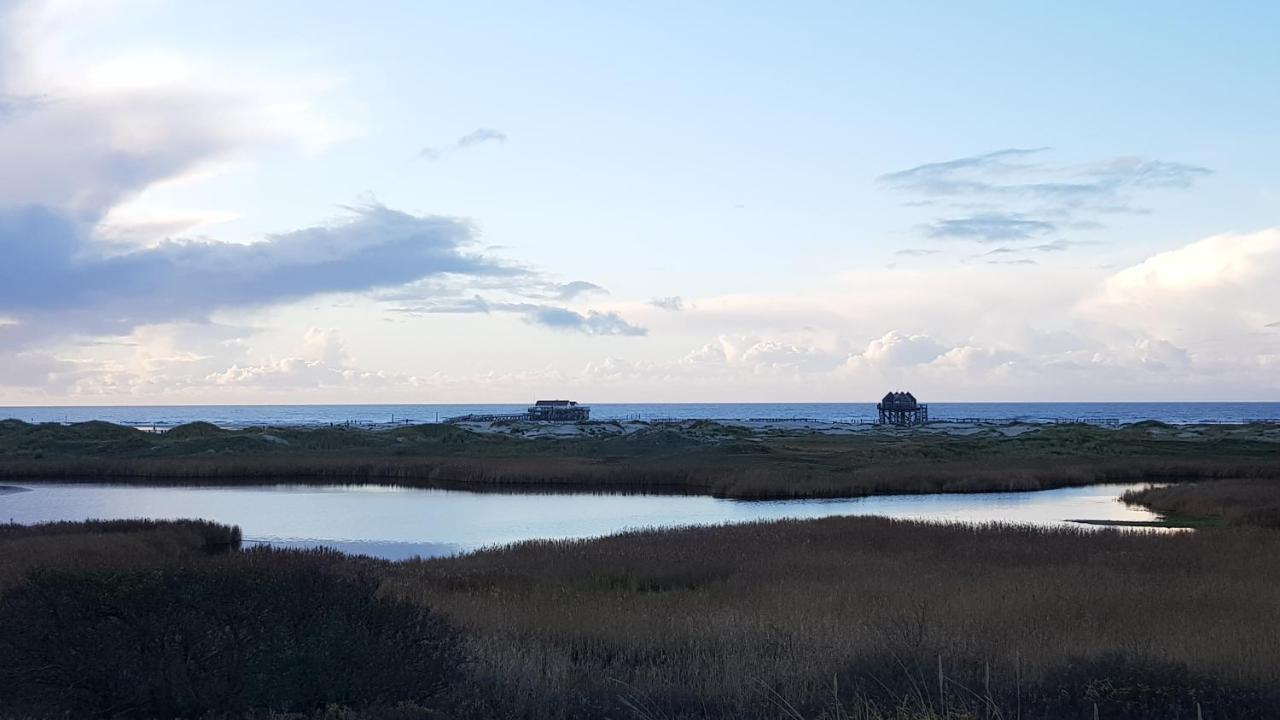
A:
1097;229;1279;301
420;127;508;159
852;331;947;367
738;340;842;371
1083;229;1280;344
204;328;416;391
928;345;1022;373
881;148;1210;248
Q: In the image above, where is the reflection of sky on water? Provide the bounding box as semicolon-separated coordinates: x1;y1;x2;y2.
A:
1;482;1163;560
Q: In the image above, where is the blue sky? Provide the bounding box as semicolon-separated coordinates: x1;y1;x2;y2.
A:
1;1;1278;403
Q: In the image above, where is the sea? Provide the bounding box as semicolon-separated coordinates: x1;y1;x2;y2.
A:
2;402;1279;429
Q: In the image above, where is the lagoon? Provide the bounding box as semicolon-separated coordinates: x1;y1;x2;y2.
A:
0;482;1164;560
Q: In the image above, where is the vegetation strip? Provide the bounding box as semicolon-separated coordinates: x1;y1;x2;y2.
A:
2;418;1279;499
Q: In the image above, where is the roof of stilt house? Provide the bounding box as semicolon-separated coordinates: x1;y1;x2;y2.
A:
878;391;919;410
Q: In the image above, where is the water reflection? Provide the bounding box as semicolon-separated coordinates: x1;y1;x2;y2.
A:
0;482;1164;560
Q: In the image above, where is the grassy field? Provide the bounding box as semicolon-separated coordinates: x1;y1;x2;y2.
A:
6;516;1280;718
2;418;1279;498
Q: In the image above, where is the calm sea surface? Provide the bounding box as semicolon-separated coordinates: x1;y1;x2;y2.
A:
0;482;1164;561
2;402;1279;428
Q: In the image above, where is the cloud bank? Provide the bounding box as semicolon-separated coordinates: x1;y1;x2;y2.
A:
0;203;528;339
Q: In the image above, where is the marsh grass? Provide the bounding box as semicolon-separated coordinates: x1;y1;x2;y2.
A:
0;525;460;719
2;419;1278;499
388;516;1280;719
1124;478;1280;528
0;518;240;594
6;508;1280;717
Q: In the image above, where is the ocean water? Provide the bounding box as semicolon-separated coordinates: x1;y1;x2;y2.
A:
1;402;1279;428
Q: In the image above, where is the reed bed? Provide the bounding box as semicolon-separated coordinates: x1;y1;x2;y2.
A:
5;517;1280;717
1124;478;1280;528
388;517;1280;719
0;518;240;595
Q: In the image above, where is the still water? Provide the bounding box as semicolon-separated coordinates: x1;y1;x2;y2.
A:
0;482;1163;560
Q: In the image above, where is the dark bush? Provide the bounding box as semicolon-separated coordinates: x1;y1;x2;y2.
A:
0;548;462;719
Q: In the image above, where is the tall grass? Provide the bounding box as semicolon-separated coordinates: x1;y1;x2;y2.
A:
0;524;459;719
388;517;1280;719
1124;478;1280;528
7;514;1280;717
0;518;240;594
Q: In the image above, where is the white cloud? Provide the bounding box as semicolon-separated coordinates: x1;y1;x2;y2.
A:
1083;229;1280;343
1096;229;1278;301
0;2;345;220
854;331;948;367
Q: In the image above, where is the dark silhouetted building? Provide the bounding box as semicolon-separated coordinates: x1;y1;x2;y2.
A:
877;391;928;426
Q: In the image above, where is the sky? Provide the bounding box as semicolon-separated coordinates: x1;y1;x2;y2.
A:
0;0;1278;404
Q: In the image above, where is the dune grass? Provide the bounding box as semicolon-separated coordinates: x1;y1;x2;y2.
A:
2;418;1278;499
